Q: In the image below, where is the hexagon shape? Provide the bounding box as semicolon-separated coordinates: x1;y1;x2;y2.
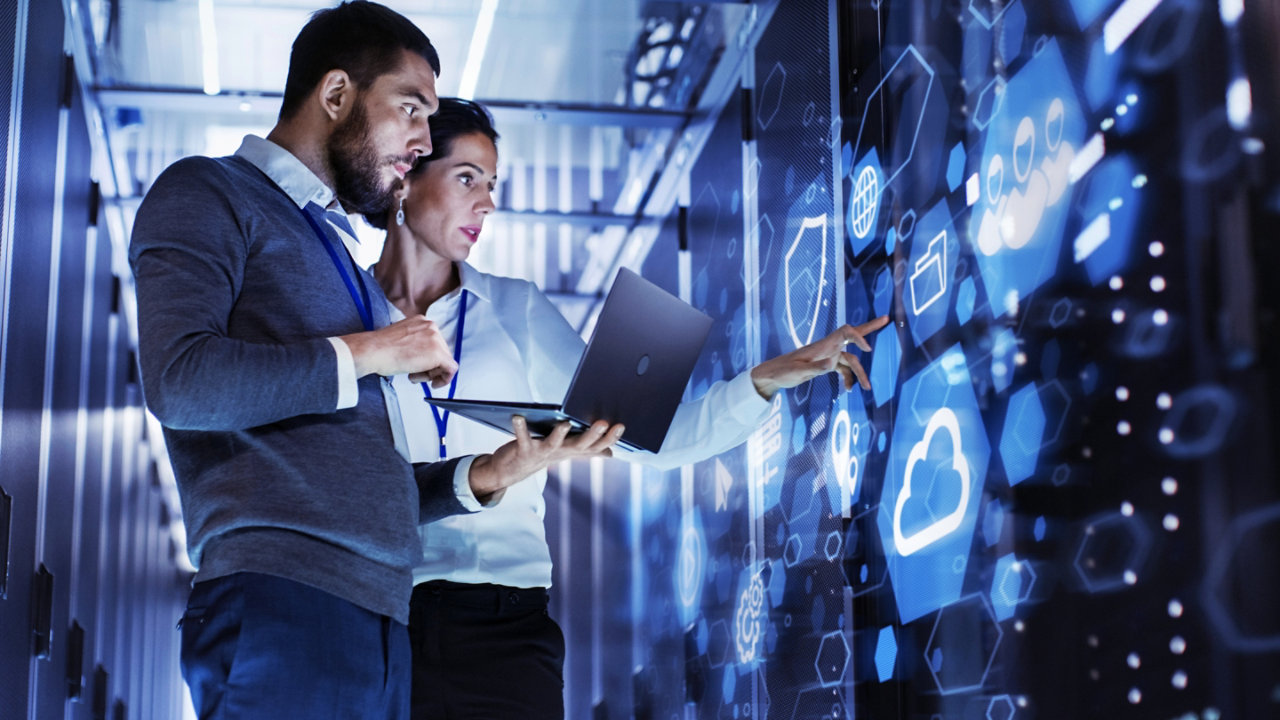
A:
852;46;937;197
924;594;1004;694
1163;385;1237;459
999;1;1028;61
987;693;1016;720
991;553;1037;621
873;266;894;317
1037;379;1072;447
875;626;898;682
707;619;732;668
972;77;1006;131
1049;298;1072;328
878;345;992;622
957;277;977;326
816;631;850;687
846;507;890;598
824;531;842;562
757;62;786;130
968;40;1085;319
1073;511;1153;593
1001;382;1046;485
870;327;903;408
1204;503;1280;652
982;499;1005;547
783;534;804;567
946;142;967;191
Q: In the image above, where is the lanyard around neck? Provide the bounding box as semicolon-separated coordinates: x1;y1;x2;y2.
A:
299;204;375;331
420;288;468;458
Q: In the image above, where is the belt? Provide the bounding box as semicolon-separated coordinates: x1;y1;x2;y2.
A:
413;580;549;613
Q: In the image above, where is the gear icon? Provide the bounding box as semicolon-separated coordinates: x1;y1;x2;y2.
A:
734;573;766;662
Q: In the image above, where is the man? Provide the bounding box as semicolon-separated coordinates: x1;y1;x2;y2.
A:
128;3;617;718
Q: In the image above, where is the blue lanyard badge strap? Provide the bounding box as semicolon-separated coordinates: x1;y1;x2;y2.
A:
421;289;468;458
299;203;375;331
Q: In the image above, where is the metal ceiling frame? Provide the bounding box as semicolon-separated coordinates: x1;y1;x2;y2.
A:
93;85;692;130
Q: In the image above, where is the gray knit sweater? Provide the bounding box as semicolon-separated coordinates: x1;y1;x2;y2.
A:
130;154;467;624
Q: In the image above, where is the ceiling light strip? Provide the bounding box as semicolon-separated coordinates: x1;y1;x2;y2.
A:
198;0;220;95
457;0;499;99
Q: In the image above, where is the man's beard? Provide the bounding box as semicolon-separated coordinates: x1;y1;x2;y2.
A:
327;99;396;217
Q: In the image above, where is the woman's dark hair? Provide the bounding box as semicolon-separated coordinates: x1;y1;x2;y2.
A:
279;1;441;121
366;97;499;230
410;97;500;176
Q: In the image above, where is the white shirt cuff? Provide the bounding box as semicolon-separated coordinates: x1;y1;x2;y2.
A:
450;455;505;511
327;337;359;410
725;369;773;423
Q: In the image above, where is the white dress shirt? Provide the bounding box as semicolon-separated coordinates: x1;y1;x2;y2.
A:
389;262;771;588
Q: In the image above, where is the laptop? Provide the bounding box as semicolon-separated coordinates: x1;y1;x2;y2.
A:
424;268;713;453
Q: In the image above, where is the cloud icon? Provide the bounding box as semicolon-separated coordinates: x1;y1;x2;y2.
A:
893;408;971;556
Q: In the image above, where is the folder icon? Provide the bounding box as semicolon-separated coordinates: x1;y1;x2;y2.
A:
910;230;948;316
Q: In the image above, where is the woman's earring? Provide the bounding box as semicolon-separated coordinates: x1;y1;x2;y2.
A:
395;198;406;227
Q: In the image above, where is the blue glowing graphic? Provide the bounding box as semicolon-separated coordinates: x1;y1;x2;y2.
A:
967;0;1016;28
924;594;1004;694
878;345;991;622
1068;0;1113;28
1163;385;1237;459
988;693;1017;720
870;328;903;408
1204;504;1280;652
969;40;1086;317
734;568;767;663
830;394;872;505
991;328;1018;395
946;142;966;192
906;200;961;347
1085;34;1121;111
783;211;830;349
1000;382;1046;485
1072;511;1154;593
852;45;937;203
815;631;850;687
983;499;1005;548
991;553;1037;621
956;276;977;326
847;148;886;255
875;626;898;682
676;510;707;626
873;266;893;317
998;1;1027;62
757;61;786;131
1076;154;1144;284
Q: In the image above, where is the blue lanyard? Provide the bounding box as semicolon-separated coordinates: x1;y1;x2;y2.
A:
299;205;375;331
420;289;468;458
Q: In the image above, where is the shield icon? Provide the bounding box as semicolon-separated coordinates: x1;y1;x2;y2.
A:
784;213;829;348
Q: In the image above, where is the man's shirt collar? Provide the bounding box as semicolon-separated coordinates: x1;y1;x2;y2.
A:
235;134;337;211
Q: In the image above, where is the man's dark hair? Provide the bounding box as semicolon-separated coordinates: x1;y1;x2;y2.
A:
366;98;500;230
279;1;441;121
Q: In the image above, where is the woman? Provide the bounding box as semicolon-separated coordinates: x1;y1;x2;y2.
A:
371;98;888;718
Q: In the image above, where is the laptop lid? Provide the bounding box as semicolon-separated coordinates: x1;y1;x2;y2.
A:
425;268;712;453
558;267;712;452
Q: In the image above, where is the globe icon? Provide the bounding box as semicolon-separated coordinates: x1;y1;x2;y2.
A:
850;164;880;239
